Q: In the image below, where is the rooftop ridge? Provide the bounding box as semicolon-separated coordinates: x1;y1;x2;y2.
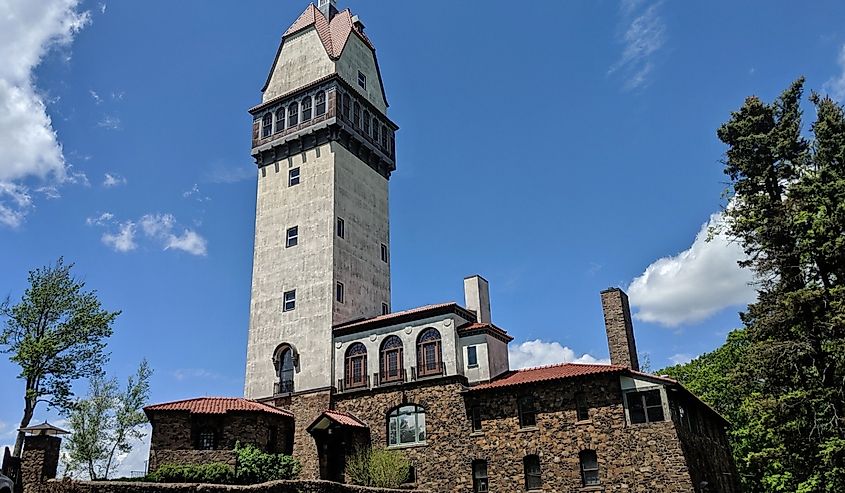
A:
514;361;618;373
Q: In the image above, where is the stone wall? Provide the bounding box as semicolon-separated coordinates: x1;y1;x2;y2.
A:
40;480;425;493
283;391;332;480
334;375;713;492
21;436;60;493
148;411;294;471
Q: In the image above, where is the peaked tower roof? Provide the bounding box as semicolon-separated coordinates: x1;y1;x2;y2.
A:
283;4;374;61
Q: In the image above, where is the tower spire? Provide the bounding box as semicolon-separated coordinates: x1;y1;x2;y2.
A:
317;0;338;21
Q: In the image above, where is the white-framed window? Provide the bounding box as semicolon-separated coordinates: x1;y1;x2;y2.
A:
283;290;296;312
467;346;478;367
315;91;327;116
287;102;299;127
336;281;345;303
301;96;313;121
285;226;298;248
387;405;426;447
288;167;300;187
357;70;367;90
261;113;273;138
625;388;666;424
275;108;286;133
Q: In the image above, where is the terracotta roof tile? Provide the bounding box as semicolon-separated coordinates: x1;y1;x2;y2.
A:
323;410;368;428
144;397;293;417
283;6;371;60
470;363;624;391
457;322;514;342
334;302;459;330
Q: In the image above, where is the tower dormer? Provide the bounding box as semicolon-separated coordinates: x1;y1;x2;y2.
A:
245;2;397;399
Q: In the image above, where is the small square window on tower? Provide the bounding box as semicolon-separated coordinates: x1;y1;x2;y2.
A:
336;282;345;303
283;290;296;312
357;71;367;90
382;303;389;315
336;217;345;239
380;243;389;263
288;167;300;187
467;346;478;368
285;226;298;248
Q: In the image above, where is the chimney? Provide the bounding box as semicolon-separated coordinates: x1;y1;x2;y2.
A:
600;287;640;371
317;0;338;21
464;275;491;324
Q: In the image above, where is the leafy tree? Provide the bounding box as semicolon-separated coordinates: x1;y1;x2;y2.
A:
64;360;152;480
0;258;119;457
666;79;845;492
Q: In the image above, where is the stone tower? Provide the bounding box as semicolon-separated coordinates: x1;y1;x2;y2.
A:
244;1;397;399
600;287;640;371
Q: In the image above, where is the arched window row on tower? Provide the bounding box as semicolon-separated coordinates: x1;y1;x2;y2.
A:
259;90;331;139
337;90;395;157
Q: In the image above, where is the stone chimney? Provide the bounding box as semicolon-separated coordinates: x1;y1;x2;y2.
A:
600;287;640;371
464;275;491;324
318;0;338;21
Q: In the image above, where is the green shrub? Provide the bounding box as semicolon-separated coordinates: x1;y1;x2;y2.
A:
345;447;410;489
235;443;301;484
147;462;234;484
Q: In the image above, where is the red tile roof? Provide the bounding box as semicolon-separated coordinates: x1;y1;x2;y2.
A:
333;302;477;335
144;397;293;417
470;363;625;391
457;322;514;342
323;410;368;428
283;5;372;60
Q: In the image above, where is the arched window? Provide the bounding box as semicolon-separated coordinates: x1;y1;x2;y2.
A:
363;110;370;135
372;117;379;140
353;102;361;128
261;113;273;138
380;335;404;383
287;102;299;127
276;346;295;394
275;108;286;133
315;91;326;116
301;96;313;121
579;450;599;486
387;405;426;446
523;455;542;490
417;328;442;377
344;342;368;389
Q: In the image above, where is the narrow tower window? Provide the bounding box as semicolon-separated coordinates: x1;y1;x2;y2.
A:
336;217;345;239
342;92;350;119
353;102;361;128
363;110;370;135
471;406;482;432
372;116;379;140
285;226;298;248
381;124;387;148
336;281;345;303
467;346;478;367
276;347;295;394
357;70;367;89
381;303;389;315
287;102;299;127
576;392;590;421
276;108;286;133
262;113;272;138
288;167;300;187
301;96;312;121
283;290;296;312
315;91;326;116
380;243;389;263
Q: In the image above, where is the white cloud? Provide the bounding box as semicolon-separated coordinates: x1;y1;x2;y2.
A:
85;211;114;226
172;368;221;381
183;183;211;202
102;172;127;187
0;0;90;226
0;182;33;228
609;1;666;90
97;115;121;130
627;212;757;327
205;163;255;184
508;340;610;370
668;353;693;366
111;424;150;478
824;44;845;102
89;89;102;104
165;229;207;256
102;221;137;252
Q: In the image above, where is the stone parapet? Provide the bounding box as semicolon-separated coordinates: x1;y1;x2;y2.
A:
38;479;425;493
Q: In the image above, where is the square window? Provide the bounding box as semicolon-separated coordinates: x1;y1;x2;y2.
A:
336;217;345;238
380;243;389;263
467;346;478;367
336;282;345;303
288;167;300;187
283;290;296;312
357;71;367;90
382;303;389;315
626;389;665;424
285;226;298;248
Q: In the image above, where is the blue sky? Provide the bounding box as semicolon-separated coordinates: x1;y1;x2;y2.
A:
2;0;845;472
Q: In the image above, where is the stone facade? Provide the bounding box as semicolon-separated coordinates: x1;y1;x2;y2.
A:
21;436;60;493
148;411;293;471
269;391;332;480
39;480;426;493
329;373;736;493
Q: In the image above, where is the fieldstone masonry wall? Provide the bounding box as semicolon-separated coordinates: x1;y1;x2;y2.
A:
39;480;425;493
601;288;640;371
21;436;60;493
278;391;332;480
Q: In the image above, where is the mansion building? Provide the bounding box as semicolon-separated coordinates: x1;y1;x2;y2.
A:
145;2;739;492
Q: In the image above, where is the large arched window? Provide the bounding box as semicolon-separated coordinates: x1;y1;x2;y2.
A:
275;108;286;133
380;335;404;383
275;346;295;394
261;113;273;138
301;96;313;121
287;102;299;127
417;328;442;377
315;91;327;116
387;405;426;447
344;342;368;389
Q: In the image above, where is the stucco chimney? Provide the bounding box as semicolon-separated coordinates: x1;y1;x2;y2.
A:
318;0;338;21
600;287;640;371
464;275;491;324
